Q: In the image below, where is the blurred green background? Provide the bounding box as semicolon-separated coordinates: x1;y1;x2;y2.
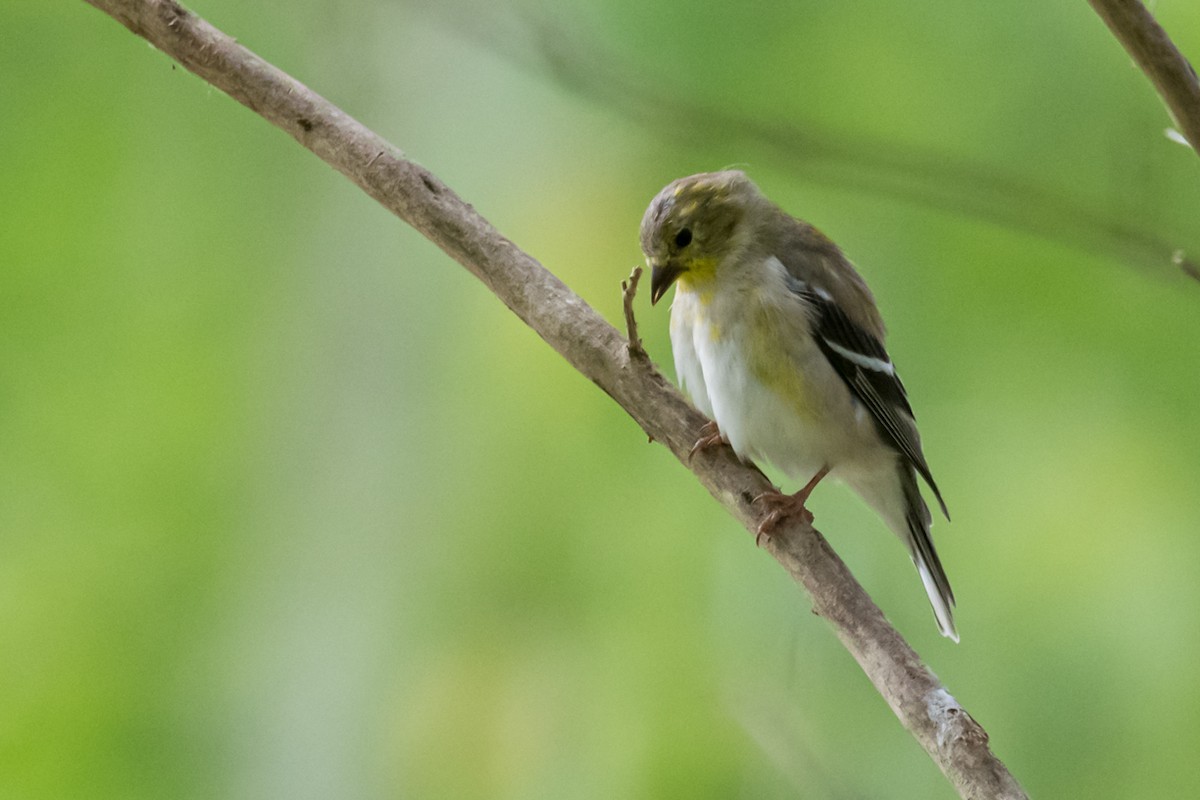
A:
4;1;1200;797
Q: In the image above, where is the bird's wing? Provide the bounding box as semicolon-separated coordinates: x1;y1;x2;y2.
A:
794;282;949;520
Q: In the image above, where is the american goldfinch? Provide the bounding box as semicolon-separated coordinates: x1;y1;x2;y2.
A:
641;170;957;641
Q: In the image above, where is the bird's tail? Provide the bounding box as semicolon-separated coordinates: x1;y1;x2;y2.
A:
898;467;958;642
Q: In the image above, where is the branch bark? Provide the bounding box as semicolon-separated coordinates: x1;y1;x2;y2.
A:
1089;0;1200;152
81;1;1027;797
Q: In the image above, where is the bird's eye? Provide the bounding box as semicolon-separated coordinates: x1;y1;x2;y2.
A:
674;228;693;248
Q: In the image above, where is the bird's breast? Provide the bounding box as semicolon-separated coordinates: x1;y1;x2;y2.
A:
672;284;879;481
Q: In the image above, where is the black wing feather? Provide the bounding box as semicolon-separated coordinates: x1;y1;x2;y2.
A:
798;287;950;520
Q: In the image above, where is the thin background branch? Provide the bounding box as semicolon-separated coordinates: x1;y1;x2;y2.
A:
1087;0;1200;282
1089;0;1200;154
81;0;1026;797
428;4;1200;283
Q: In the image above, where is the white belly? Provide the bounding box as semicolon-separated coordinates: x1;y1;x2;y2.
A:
670;287;888;486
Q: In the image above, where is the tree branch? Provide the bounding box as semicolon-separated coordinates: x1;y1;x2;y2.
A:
80;1;1027;797
1089;0;1200;153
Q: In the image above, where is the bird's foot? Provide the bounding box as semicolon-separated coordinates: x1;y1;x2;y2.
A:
752;490;815;545
687;420;724;461
751;466;830;546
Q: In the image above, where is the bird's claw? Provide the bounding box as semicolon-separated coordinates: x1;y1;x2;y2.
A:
752;490;815;546
687;420;724;462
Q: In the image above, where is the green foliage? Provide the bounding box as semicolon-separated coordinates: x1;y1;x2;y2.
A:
3;1;1200;797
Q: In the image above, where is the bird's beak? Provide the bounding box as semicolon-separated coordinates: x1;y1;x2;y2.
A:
649;260;684;306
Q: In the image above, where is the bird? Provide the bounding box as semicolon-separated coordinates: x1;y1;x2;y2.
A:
640;170;957;641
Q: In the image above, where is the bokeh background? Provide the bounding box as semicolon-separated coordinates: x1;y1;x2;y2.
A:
4;1;1200;797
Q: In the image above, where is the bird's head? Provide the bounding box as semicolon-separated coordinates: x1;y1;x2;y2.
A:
640;170;761;305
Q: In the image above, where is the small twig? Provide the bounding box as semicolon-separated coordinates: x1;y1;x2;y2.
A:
1089;0;1200;154
621;265;645;356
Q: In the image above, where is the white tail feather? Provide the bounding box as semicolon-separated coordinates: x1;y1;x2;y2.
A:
917;559;959;643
